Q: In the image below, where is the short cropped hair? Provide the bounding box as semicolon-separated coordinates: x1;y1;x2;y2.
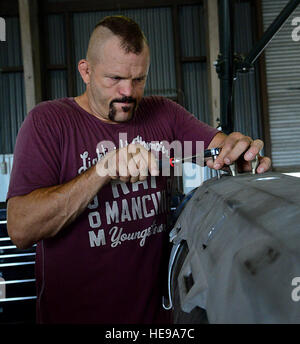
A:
94;15;148;54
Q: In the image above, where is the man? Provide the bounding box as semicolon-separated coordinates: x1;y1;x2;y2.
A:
6;16;271;324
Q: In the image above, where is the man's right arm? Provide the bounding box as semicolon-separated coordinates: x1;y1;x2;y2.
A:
7;144;158;249
7;164;110;249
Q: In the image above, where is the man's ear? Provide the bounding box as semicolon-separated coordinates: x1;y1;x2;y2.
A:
78;59;91;84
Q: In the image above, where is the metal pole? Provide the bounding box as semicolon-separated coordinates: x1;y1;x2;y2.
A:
244;0;300;66
218;0;235;134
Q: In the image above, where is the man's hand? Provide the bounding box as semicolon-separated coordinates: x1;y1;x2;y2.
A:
96;144;159;183
207;132;271;174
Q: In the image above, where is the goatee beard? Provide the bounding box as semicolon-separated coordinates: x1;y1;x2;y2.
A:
108;97;137;122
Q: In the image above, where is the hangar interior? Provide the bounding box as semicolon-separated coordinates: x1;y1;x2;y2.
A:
0;0;299;324
1;0;300;201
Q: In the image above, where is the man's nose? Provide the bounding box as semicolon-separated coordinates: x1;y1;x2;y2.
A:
119;80;134;97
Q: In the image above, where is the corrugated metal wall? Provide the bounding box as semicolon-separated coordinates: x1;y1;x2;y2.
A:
234;1;262;140
47;15;68;99
0;17;26;154
262;0;300;169
180;5;210;124
48;15;66;65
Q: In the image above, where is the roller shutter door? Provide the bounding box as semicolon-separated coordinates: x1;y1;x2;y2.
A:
262;0;300;170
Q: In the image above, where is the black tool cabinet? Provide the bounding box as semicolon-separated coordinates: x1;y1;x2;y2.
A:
0;204;36;323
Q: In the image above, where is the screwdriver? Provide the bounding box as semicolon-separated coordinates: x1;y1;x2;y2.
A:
158;148;221;171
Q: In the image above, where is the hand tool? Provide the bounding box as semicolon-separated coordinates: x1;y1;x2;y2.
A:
158;148;259;178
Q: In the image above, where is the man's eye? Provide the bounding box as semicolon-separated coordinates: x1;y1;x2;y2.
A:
111;76;121;81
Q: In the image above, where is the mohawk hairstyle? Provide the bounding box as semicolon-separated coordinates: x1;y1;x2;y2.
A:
94;15;148;54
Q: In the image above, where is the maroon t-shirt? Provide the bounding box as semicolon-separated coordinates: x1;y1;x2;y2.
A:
7;96;218;324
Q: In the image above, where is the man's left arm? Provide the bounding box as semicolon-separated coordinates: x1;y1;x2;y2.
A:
207;131;272;173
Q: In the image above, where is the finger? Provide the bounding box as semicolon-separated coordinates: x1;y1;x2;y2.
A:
127;144;147;175
133;153;149;178
211;132;246;169
256;156;271;174
130;143;159;176
127;143;143;155
221;135;253;167
117;149;130;179
243;139;264;161
128;155;140;177
128;156;140;183
140;149;159;176
106;152;119;178
96;149;118;179
205;158;215;169
119;175;130;183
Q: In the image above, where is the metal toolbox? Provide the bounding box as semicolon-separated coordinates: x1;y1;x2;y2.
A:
0;206;36;323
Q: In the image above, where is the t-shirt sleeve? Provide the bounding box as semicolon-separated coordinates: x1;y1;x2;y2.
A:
164;98;220;149
6;104;61;201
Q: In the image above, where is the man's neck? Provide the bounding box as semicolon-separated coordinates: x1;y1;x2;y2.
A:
74;93;114;124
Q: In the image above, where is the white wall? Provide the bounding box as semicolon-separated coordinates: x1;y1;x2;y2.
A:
0;154;13;203
182;162;204;194
182;163;219;195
